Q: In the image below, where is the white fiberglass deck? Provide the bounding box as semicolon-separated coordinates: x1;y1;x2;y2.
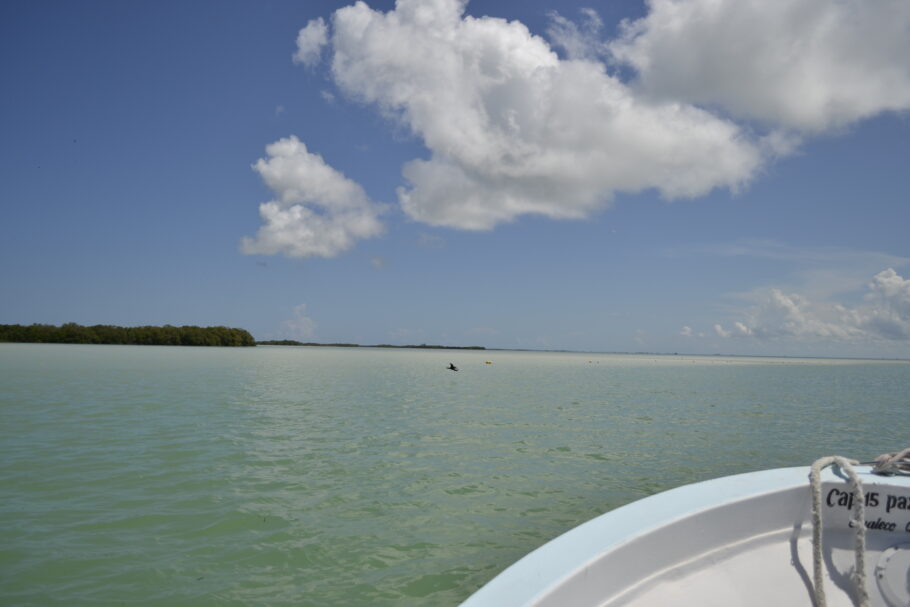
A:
463;466;910;606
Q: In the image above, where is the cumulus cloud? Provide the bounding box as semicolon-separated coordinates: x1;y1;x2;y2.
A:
609;0;910;132
293;18;328;67
713;268;910;342
320;0;763;230
864;268;910;339
241;136;384;258
255;1;908;257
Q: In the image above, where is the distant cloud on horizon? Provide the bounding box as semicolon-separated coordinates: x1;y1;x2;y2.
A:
677;241;910;344
707;268;910;344
285;303;317;340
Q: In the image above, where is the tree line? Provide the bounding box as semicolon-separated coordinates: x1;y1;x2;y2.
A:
0;323;256;347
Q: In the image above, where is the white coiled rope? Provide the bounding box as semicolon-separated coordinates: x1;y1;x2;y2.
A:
872;448;910;476
809;448;910;607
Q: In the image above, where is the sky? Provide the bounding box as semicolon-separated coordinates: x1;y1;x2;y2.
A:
2;0;909;358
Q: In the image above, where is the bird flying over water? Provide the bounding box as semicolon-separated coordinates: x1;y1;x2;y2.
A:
447;363;458;372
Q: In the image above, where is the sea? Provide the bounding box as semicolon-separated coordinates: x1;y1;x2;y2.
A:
1;343;908;606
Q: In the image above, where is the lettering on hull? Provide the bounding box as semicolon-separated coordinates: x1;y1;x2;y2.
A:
822;483;910;534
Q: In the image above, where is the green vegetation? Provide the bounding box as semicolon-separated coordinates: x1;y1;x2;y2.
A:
0;323;256;347
257;340;485;350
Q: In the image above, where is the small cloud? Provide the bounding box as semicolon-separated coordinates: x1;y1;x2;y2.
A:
286;304;317;340
546;8;608;61
864;268;910;339
714;324;731;338
241;135;384;258
369;256;386;269
321;90;336;104
275;105;286;116
293;18;328;67
733;322;753;337
680;326;694;337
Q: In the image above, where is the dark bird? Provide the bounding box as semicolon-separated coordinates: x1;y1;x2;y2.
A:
447;363;459;372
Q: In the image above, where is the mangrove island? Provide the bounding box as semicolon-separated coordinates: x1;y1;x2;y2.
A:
0;323;256;347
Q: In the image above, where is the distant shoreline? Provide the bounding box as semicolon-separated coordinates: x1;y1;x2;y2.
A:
2;326;905;361
254;341;907;362
256;340;486;350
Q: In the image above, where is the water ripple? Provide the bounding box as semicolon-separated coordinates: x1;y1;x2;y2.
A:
2;344;908;605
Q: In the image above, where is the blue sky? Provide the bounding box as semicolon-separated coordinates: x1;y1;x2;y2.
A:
2;0;909;358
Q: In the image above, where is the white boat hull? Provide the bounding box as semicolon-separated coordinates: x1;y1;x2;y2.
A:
463;466;910;606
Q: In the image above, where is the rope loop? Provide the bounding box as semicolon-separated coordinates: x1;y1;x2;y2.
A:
809;455;869;607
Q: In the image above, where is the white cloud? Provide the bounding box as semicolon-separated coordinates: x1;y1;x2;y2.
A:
610;0;910;132
293;18;328;67
321;0;764;230
713;268;910;343
546;8;608;61
286;304;316;340
680;325;693;337
733;322;753;337
241;136;384;258
864;268;910;339
713;324;731;338
256;1;909;257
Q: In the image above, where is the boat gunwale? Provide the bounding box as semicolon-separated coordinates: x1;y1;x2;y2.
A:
462;466;910;606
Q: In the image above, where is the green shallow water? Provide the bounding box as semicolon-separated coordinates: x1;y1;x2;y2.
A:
1;343;908;605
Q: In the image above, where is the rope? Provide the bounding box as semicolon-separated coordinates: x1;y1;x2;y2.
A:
809;456;869;607
872;448;910;476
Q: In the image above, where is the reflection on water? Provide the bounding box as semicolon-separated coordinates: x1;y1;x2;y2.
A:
1;344;907;605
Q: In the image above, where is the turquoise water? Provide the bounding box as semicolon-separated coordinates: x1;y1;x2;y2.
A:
1;343;908;605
